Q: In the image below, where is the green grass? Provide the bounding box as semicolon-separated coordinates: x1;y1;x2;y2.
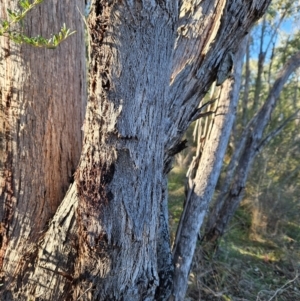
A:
167;162;300;301
168;166;186;240
188;214;300;301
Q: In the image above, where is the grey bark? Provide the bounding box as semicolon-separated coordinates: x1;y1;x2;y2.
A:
12;1;177;300
170;39;247;301
242;39;251;127
165;0;271;171
203;50;300;245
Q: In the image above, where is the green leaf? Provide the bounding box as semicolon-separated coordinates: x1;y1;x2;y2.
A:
1;0;75;49
19;0;31;10
7;9;18;20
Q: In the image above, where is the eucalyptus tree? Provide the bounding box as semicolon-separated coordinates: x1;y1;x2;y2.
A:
203;50;300;245
203;1;300;246
0;0;86;297
0;1;271;300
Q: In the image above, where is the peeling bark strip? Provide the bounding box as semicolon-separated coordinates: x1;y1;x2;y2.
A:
200;0;227;57
166;0;271;161
170;38;247;301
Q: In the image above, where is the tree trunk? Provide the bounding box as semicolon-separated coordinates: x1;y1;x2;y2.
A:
4;1;177;300
203;50;300;245
0;0;271;300
242;38;251;127
165;0;270;172
170;39;246;301
73;2;177;300
252;16;266;114
0;0;86;297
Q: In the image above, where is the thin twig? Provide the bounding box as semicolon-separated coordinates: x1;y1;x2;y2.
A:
256;273;299;301
77;286;93;300
268;273;299;301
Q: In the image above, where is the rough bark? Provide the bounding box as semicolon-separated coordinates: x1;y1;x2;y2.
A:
170;40;246;301
203;50;300;245
73;2;177;300
0;0;272;300
165;0;271;164
9;1;177;300
0;0;86;297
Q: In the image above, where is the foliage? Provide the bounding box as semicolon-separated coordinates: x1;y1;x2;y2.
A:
189;230;300;301
168;0;300;298
168;166;186;242
168;158;300;301
0;0;75;48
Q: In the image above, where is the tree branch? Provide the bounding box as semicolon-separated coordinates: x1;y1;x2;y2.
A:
257;109;300;153
166;0;271;153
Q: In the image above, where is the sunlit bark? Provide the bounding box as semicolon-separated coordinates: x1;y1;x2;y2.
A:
0;0;271;300
171;39;247;300
203;50;300;246
0;1;86;297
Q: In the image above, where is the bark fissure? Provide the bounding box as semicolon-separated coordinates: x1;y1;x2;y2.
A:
73;1;177;300
0;0;274;300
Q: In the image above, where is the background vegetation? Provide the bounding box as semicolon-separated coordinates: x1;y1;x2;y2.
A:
168;1;300;299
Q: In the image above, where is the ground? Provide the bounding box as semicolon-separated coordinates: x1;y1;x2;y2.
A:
168;166;300;301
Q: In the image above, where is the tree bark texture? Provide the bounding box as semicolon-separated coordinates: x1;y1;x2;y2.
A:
203;50;300;245
73;2;177;300
0;0;272;300
170;39;247;301
165;0;270;167
0;0;86;297
8;1;177;300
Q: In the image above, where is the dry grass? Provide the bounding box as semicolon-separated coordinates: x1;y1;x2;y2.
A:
168;154;300;301
186;225;300;301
